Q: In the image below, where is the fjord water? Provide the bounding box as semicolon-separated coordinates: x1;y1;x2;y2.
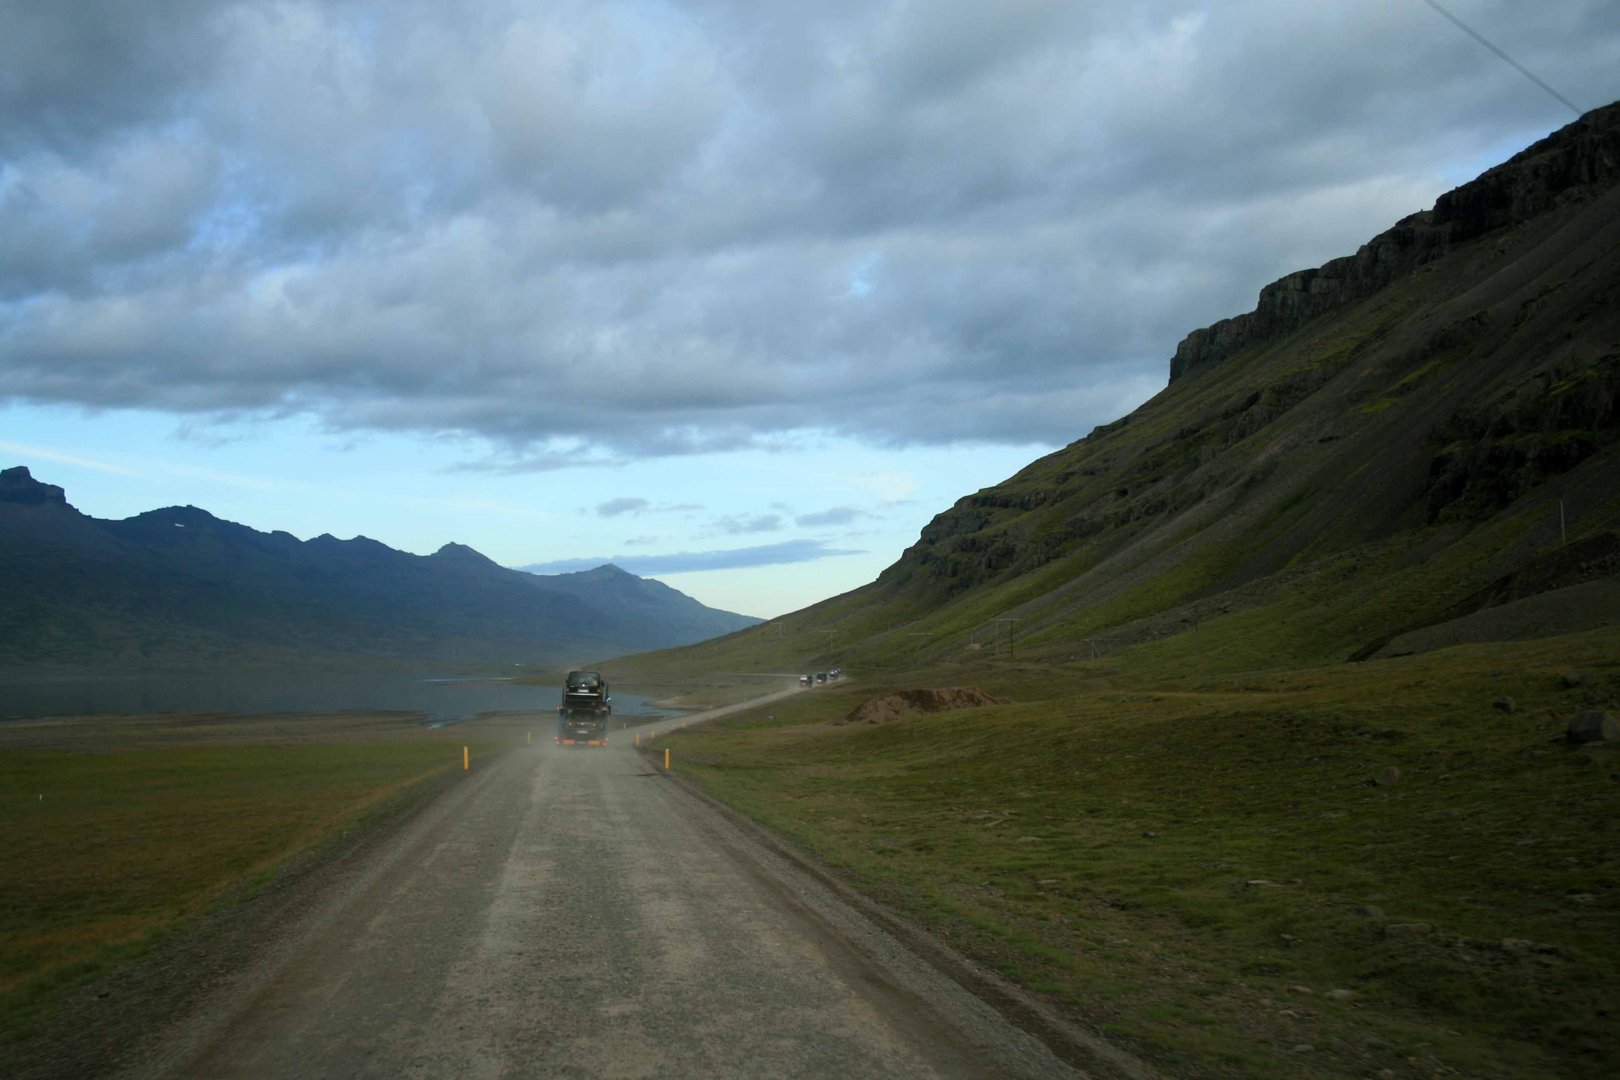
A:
0;671;678;724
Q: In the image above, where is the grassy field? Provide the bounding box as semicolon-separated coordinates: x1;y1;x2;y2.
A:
0;711;517;1035
650;630;1620;1078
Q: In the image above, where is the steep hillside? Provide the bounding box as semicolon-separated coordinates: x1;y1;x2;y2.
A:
876;103;1618;671
0;470;759;672
612;102;1620;685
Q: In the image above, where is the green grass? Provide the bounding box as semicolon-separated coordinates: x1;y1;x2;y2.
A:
652;630;1620;1078
0;740;490;1030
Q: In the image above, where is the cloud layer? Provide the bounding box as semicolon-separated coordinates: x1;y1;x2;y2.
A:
4;1;1617;465
521;538;863;576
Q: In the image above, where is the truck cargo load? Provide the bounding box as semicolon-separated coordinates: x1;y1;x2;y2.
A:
557;670;611;747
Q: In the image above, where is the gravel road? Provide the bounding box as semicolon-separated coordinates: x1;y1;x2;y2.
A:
112;694;1113;1079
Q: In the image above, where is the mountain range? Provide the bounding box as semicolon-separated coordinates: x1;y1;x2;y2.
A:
0;469;759;673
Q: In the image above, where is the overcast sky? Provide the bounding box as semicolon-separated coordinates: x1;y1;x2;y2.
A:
3;0;1617;618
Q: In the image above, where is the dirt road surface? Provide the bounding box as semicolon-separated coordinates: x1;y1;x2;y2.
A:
114;692;1111;1078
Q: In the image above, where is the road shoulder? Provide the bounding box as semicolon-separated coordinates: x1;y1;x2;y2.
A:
1;760;477;1080
637;719;1157;1079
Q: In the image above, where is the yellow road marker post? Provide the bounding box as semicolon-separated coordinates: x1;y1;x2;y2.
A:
463;746;469;771
664;748;670;772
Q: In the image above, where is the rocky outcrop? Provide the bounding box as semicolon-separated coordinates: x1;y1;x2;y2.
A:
0;466;67;506
1170;102;1620;382
1567;710;1618;745
1423;352;1620;523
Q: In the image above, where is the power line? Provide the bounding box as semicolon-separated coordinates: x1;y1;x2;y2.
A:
1417;0;1582;116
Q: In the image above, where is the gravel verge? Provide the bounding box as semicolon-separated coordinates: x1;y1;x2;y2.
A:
0;763;470;1080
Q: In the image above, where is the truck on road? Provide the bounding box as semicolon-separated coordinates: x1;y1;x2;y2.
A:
556;670;611;747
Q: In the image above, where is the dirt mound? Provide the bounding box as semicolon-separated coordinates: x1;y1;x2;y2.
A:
839;687;1008;726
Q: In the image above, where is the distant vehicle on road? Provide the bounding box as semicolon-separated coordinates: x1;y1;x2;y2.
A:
799;675;812;687
557;670;611;747
815;672;828;684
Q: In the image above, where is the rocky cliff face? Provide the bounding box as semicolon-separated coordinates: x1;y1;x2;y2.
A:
1170;102;1620;382
0;466;67;506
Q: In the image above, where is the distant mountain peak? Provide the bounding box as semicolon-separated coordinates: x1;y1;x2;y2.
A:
307;533;394;558
432;542;498;566
137;505;219;526
1;466;68;507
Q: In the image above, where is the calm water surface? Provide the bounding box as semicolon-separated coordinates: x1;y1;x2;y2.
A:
0;671;680;725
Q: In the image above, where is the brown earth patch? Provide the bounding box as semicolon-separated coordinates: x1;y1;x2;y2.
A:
839;687;1008;726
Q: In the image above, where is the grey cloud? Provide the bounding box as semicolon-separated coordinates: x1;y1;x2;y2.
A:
796;506;863;528
0;1;224;155
597;497;649;517
518;538;864;576
0;134;221;299
475;12;727;210
2;1;1618;458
